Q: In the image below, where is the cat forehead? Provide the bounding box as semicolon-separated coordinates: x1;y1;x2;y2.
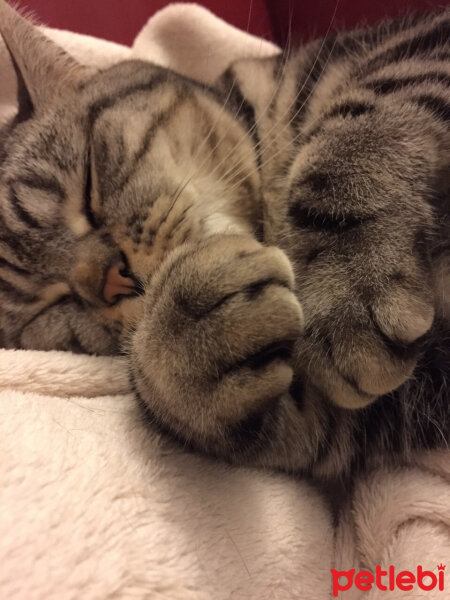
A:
83;60;194;107
3;57;227;182
5;61;183;146
78;60;210;132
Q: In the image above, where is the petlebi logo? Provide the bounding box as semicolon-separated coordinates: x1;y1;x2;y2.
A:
331;564;446;596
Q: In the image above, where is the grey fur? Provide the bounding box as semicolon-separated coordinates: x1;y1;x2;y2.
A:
0;1;448;479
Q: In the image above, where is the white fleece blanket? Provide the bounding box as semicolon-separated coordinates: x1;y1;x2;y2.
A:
0;5;449;599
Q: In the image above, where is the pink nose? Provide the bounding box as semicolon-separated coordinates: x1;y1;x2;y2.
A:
104;263;136;304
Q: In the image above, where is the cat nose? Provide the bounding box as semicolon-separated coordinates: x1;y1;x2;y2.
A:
104;262;136;304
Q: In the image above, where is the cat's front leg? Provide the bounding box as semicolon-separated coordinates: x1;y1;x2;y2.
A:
129;234;304;455
276;102;445;409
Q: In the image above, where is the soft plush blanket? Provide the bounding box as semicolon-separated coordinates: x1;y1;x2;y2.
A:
0;4;449;599
0;350;333;600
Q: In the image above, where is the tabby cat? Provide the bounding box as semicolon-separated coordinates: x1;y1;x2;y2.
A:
0;0;448;478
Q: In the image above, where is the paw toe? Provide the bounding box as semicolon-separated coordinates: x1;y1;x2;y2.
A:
372;286;434;345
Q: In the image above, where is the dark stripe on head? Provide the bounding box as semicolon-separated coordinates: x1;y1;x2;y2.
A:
114;95;186;194
88;72;168;129
15;174;66;202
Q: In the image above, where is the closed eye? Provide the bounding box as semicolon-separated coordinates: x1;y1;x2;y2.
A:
84;149;99;229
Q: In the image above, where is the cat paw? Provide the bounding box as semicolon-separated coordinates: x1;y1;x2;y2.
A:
130;235;304;435
298;275;435;409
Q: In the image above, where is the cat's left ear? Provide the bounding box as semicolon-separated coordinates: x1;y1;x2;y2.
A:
0;0;93;121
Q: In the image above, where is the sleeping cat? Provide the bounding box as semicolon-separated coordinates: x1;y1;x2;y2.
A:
0;0;448;478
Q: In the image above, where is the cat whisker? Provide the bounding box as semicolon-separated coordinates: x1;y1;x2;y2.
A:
206;0;341;186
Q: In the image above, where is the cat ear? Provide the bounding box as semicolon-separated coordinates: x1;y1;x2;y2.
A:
0;0;92;120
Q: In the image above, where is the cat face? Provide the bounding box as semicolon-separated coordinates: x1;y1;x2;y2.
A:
0;2;261;343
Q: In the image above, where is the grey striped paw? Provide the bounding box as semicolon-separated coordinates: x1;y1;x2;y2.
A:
296;268;435;409
131;235;304;437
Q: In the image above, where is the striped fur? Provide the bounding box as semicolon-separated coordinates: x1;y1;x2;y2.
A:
0;2;449;479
